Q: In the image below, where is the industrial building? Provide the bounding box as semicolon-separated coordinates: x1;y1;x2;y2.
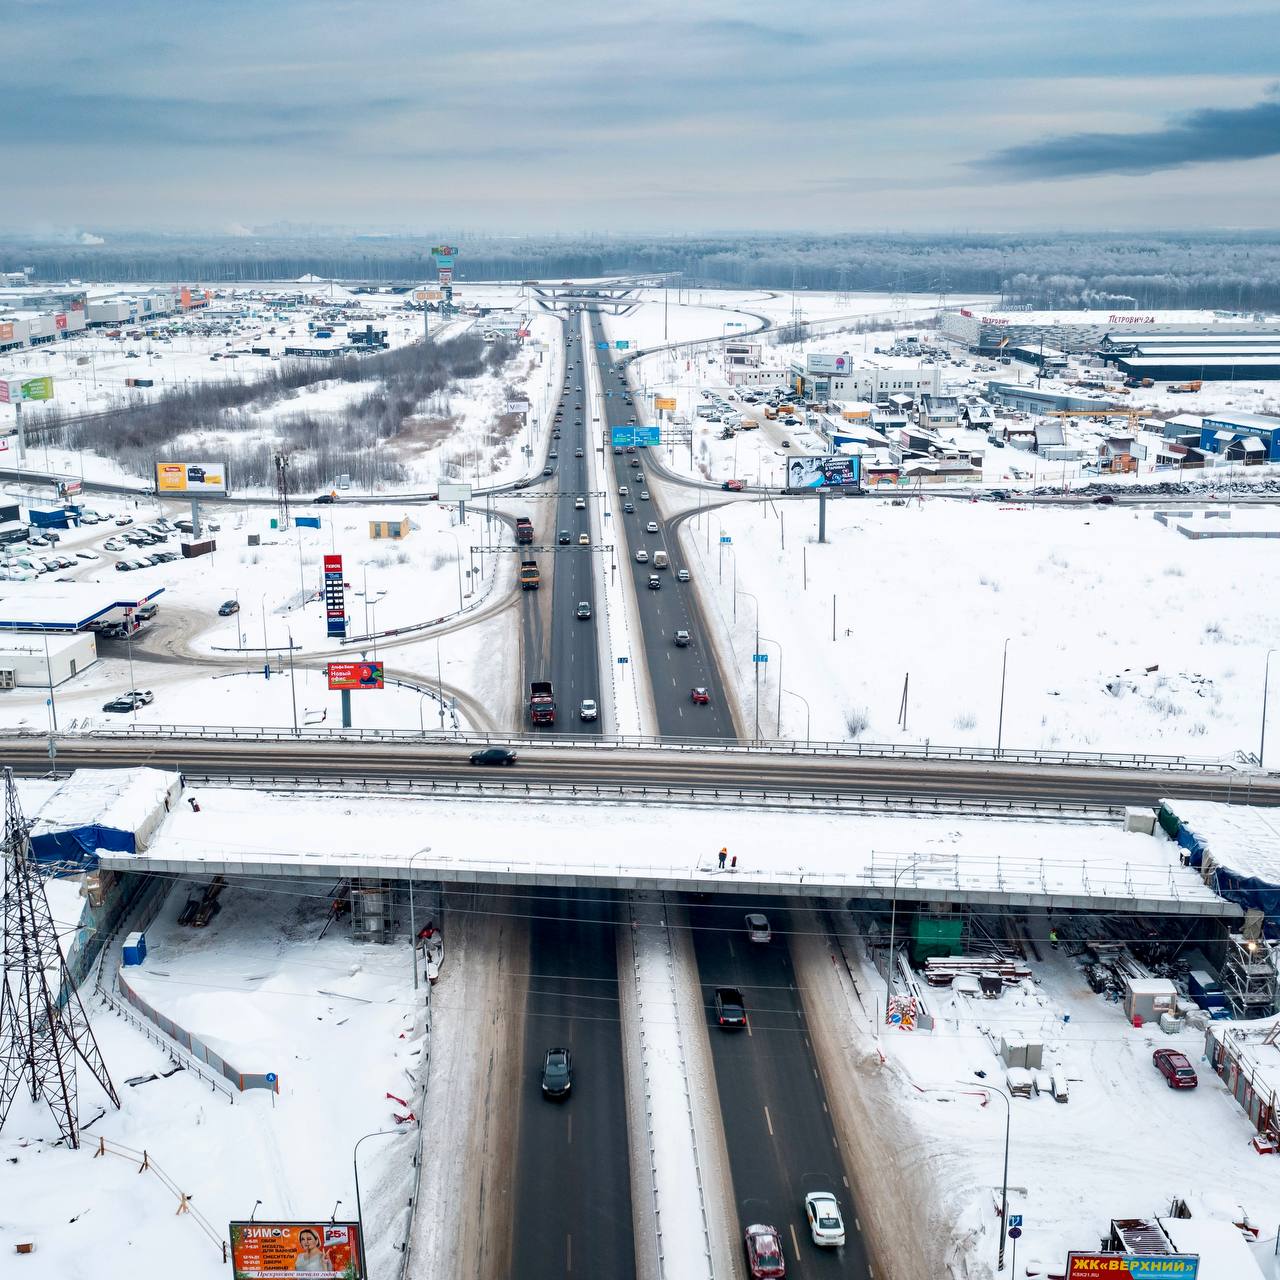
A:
1196;411;1280;463
0;631;97;689
0;294;87;352
1101;329;1280;382
941;306;1280;356
789;352;941;405
984;381;1113;414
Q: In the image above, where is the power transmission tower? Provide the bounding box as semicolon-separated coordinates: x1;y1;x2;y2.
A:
0;768;119;1148
275;452;292;531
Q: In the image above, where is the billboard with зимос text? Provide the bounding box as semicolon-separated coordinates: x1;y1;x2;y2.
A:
229;1220;364;1279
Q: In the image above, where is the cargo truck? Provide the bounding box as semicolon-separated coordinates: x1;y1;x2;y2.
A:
529;680;556;725
519;559;540;589
515;516;535;544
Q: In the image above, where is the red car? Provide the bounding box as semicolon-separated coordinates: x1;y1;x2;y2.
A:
745;1224;786;1278
1153;1048;1198;1089
722;479;744;491
691;687;710;705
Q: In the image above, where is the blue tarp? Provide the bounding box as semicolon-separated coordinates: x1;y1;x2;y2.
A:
30;821;137;869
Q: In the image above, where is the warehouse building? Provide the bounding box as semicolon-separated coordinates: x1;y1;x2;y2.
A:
985;381;1112;414
1197;411;1280;463
941;307;1279;355
0;631;96;689
85;290;177;327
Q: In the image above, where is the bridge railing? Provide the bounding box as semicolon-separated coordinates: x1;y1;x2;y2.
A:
10;722;1242;772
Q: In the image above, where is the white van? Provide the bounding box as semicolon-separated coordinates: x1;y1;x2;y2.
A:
653;551;669;570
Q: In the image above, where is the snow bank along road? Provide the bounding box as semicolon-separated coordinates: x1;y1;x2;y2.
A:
5;734;1275;808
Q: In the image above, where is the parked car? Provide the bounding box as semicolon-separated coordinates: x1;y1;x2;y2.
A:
804;1192;846;1247
746;913;771;943
541;1046;572;1099
1153;1048;1198;1088
714;986;747;1028
102;689;153;713
218;599;240;616
115;515;133;526
744;1224;786;1278
470;747;517;767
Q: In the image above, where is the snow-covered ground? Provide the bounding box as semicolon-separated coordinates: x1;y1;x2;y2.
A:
821;900;1280;1279
0;872;424;1280
684;496;1276;757
0;490;523;732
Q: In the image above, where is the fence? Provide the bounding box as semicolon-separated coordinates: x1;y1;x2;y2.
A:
78;722;1238;771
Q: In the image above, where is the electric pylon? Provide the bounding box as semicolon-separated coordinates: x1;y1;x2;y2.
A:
0;768;119;1148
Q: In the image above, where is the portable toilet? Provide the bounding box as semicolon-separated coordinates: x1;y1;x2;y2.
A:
122;931;147;966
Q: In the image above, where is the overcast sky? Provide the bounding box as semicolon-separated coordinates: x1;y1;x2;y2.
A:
9;0;1280;235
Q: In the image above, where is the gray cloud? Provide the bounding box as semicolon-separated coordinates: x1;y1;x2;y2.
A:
979;88;1280;178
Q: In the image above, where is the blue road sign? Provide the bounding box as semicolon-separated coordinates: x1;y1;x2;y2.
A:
752;653;768;663
635;425;661;446
1008;1216;1023;1229
617;656;629;664
596;341;609;349
615;340;629;349
1007;1227;1022;1240
720;535;732;544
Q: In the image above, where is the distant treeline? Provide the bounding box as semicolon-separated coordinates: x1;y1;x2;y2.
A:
7;231;1280;311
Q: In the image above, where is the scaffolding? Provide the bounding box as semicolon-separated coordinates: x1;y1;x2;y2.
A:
1221;933;1278;1018
350;881;390;945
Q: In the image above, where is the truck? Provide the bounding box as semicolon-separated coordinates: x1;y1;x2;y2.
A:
515;516;535;544
529;680;556;725
519;559;540;590
1167;380;1202;394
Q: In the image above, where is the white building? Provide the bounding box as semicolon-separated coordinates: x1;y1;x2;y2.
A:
0;631;96;689
790;352;941;405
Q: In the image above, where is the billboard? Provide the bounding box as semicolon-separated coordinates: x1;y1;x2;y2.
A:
0;322;12;342
805;353;853;375
438;482;473;502
786;454;862;490
430;244;459;258
615;340;629;350
323;553;346;639
155;460;228;495
611;425;661;447
653;396;677;412
0;375;54;403
229;1220;364;1279
327;661;384;690
503;400;530;414
438;267;453;285
1066;1254;1198;1278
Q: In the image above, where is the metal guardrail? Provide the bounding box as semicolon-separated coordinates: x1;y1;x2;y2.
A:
5;722;1239;772
160;772;1125;821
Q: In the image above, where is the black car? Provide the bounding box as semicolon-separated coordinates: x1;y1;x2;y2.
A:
714;986;747;1028
558;530;571;545
313;493;338;504
541;1046;572;1098
470;747;517;767
218;599;240;616
1092;494;1116;505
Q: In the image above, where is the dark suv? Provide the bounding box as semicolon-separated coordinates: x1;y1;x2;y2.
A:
541;1047;572;1098
714;987;747;1029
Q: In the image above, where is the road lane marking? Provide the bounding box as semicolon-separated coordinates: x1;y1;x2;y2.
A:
567;1112;572;1145
789;1222;801;1262
822;1099;828;1114
566;1233;572;1272
855;1215;861;1231
844;1176;850;1190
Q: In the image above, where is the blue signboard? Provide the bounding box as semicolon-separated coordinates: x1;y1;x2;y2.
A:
635;425;661;446
617;656;629;664
615;341;629;350
752;653;768;663
610;425;662;447
720;535;732;544
596;341;609;349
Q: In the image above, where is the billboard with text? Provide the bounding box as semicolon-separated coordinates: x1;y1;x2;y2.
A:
155;460;228;495
327;661;384;690
229;1221;364;1279
786;454;861;490
654;396;677;411
0;375;54;403
1067;1254;1198;1278
611;425;661;447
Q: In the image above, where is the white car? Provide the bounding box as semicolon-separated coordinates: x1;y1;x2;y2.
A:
104;539;126;551
76;549;100;560
634;548;649;563
574;496;586;509
645;521;659;534
804;1192;846;1247
579;698;598;722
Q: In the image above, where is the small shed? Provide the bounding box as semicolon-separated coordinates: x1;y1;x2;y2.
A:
369;516;411;540
1124;977;1177;1025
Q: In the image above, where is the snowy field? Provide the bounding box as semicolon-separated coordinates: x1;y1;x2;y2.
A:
0;874;424;1280
684;497;1278;757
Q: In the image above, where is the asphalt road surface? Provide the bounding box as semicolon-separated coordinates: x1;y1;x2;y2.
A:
689;896;871;1278
511;889;634;1280
584;313;738;738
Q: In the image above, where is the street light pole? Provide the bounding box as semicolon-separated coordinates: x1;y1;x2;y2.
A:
352;1129;400;1279
883;855;946;1025
760;635;783;737
996;637;1010;756
1262;649;1277;768
784;687;811;745
285;628;298;735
